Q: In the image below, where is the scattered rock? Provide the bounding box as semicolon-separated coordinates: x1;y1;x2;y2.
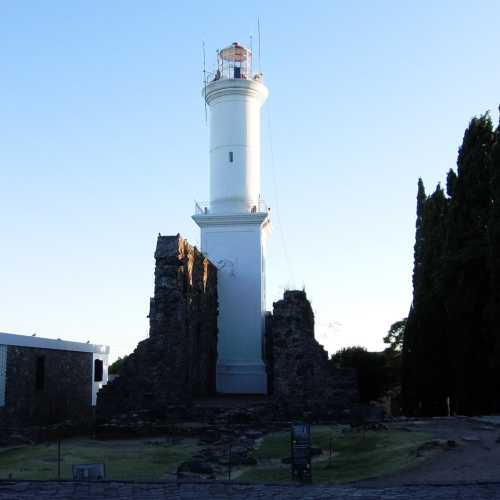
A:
416;439;452;456
230;445;250;456
4;433;33;446
234;455;257;466
461;435;481;442
177;460;213;475
199;429;220;444
245;430;263;440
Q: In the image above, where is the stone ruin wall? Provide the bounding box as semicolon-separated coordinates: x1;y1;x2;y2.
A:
267;290;358;419
97;235;357;423
0;346;93;428
96;235;218;418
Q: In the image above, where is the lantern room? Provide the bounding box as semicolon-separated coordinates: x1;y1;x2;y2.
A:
213;42;253;81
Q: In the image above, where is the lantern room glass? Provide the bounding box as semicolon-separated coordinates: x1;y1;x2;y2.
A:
213;42;252;81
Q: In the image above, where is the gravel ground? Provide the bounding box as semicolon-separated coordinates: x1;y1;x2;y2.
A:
1;480;500;500
355;416;500;486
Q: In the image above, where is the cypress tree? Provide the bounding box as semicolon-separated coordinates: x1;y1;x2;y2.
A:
487;112;500;410
402;179;426;414
444;114;493;414
403;111;497;416
446;169;457;198
403;182;449;415
417;184;449;415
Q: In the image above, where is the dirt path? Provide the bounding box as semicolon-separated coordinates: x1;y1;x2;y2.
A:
355;416;500;486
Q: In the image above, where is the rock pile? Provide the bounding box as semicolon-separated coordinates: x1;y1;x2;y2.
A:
177;428;263;479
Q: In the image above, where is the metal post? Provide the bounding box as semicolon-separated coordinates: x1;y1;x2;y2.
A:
227;412;232;481
57;439;61;480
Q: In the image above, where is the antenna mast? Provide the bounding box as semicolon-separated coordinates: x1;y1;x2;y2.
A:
257;18;262;73
202;41;207;125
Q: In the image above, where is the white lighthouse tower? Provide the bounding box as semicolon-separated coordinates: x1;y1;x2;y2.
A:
193;42;270;394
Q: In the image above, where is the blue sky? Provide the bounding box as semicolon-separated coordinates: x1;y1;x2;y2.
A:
1;1;499;360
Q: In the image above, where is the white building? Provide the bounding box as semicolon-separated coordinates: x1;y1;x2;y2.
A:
193;42;270;394
0;332;109;422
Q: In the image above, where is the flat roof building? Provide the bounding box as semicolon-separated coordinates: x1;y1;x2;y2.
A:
0;332;109;426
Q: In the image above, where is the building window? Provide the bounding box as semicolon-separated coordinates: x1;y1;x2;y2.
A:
35;356;45;391
229;151;233;163
94;359;103;382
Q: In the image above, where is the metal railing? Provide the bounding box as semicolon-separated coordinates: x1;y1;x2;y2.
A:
206;69;264;83
194;200;269;215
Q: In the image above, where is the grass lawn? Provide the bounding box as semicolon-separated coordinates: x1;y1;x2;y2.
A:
0;428;438;483
0;437;199;480
239;426;436;484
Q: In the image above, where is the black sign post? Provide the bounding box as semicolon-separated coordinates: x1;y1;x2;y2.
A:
290;423;312;483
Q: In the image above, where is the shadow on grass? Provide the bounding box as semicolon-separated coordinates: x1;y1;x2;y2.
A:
241;426;436;484
0;438;199;480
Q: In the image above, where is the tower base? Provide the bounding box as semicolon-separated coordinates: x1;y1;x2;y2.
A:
216;361;267;394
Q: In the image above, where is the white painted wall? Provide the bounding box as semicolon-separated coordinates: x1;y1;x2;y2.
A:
194;57;270;394
193;213;270;394
0;345;7;407
205;79;268;213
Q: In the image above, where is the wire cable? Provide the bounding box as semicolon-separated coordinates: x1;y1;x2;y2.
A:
266;105;295;287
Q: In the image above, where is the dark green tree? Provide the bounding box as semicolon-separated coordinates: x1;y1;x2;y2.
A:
383;318;407;351
402;111;497;416
403;182;450;416
109;355;129;375
332;347;389;403
443;114;494;414
486;110;500;409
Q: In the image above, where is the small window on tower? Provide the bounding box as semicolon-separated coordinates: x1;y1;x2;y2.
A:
229;151;234;163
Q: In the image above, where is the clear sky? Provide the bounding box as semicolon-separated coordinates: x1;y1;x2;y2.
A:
1;1;499;361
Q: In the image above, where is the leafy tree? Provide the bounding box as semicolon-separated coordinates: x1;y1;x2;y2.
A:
383;318;407;351
109;355;129;375
332;347;388;403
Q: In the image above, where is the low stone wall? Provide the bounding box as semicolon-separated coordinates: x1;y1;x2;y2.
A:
269;290;358;419
96;235;218;418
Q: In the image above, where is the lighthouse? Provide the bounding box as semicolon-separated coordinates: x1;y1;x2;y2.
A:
192;42;270;394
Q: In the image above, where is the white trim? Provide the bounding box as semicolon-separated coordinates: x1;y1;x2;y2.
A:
0;332;109;355
203;78;269;105
92;352;109;406
192;212;268;227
